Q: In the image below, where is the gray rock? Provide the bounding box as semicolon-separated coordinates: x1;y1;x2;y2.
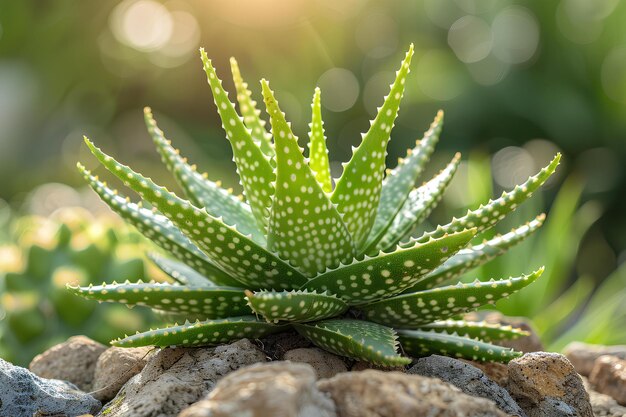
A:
506;352;593;417
0;358;101;416
563;342;626;376
29;335;107;391
92;346;154;402
589;355;626;405
317;369;509;417
461;359;509;386
178;362;336;417
408;355;526;416
283;348;347;378
582;376;626;417
98;339;266;417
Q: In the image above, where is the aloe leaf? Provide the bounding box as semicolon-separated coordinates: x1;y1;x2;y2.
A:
397;330;521;362
378;153;460;252
144;108;265;244
77;164;242;287
294;319;410;366
147;252;217;287
201;49;274;231
363;111;444;253
261;80;355;276
414;154;561;245
245;290;347;323
302;229;476;305
68;282;250;318
230;57;274;158
407;214;545;292
417;320;530;342
308;87;332;193
83;139;308;290
358;267;544;328
331;45;414;248
112;316;287;348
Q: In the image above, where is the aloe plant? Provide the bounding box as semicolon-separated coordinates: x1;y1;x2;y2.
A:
70;45;560;365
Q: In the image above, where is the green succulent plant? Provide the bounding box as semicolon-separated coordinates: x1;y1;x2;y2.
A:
71;45;560;366
0;208;155;366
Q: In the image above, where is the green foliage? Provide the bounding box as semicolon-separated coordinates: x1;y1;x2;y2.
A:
0;209;155;366
74;47;559;365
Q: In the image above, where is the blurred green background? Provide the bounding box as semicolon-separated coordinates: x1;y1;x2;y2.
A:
0;0;625;350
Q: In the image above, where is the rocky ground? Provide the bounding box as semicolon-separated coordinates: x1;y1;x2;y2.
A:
1;328;625;417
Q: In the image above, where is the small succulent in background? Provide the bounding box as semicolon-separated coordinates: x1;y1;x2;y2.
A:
72;45;560;365
0;208;155;366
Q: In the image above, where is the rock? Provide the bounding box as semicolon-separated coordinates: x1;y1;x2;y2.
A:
0;358;101;416
350;361;406;372
506;352;593;417
29;335;107;392
257;331;312;359
92;346;154;402
563;342;626;376
581;377;626;417
588;391;626;417
283;347;347;378
462;360;509;386
98;339;265;417
317;369;509;417
464;311;543;353
408;355;526;416
178;362;336;417
589;355;626;405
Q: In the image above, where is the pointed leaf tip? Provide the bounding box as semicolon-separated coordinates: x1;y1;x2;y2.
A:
408;215;546;291
398;330;522;363
416;153;561;244
359;268;544;328
331;46;415;247
308;87;333;193
231;58;274;158
201;52;275;232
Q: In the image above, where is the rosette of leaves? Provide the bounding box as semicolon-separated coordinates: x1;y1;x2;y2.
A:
71;45;560;365
0;208;154;365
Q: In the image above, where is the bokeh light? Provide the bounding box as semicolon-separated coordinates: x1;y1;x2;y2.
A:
110;0;173;52
107;0;200;68
491;146;536;189
601;47;626;103
466;55;509;86
556;0;618;44
317;68;360;112
448;15;492;64
491;7;540;64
